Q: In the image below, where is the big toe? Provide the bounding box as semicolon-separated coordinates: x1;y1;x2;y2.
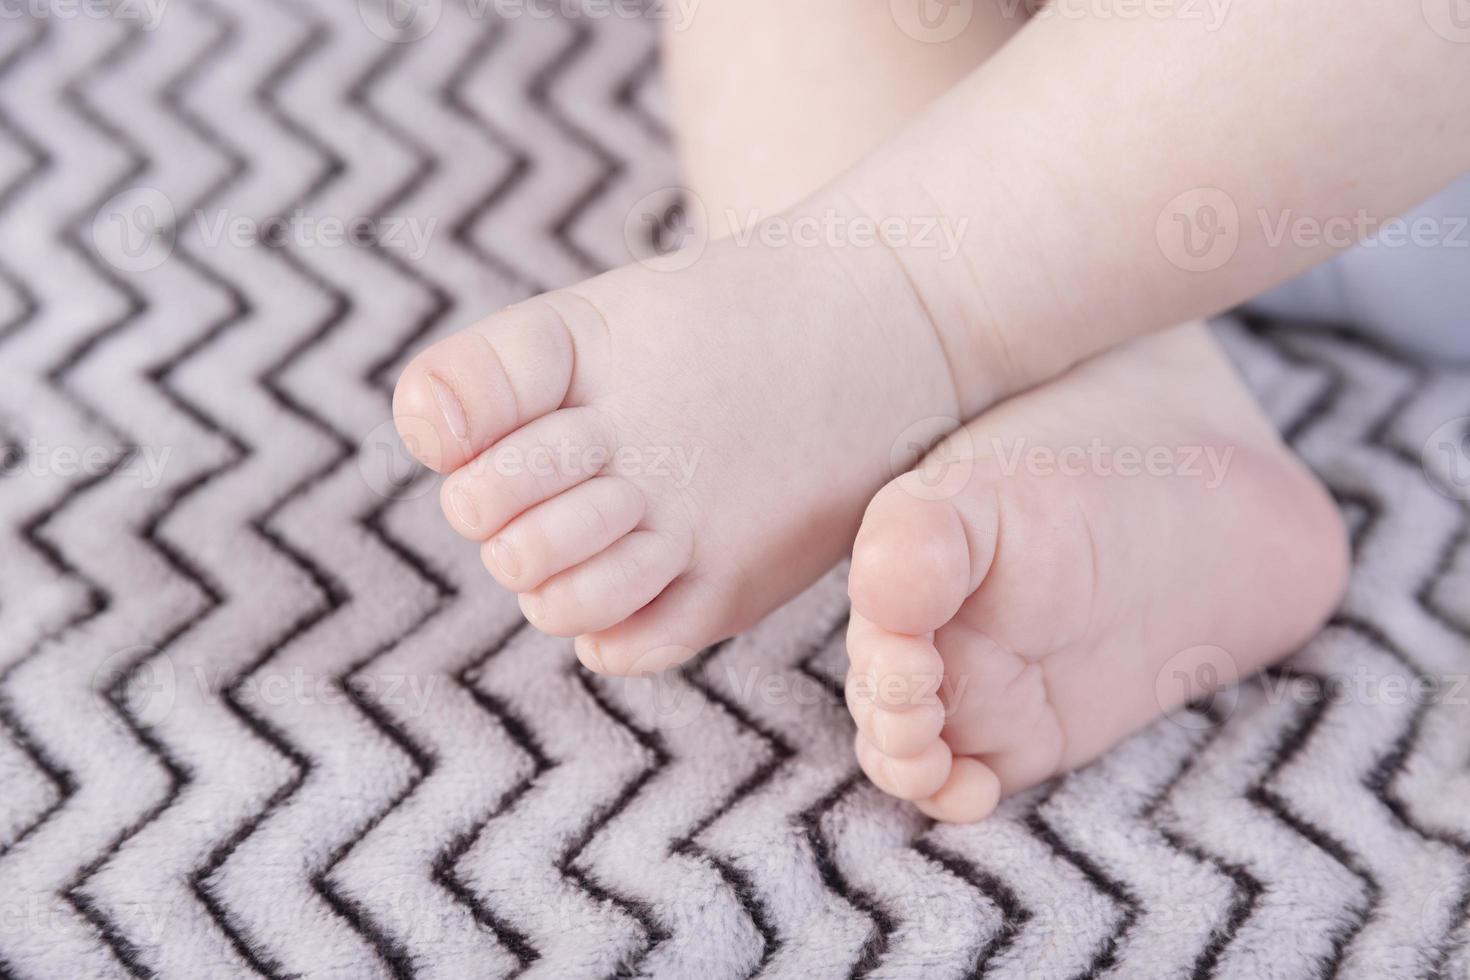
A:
848;475;998;636
392;298;581;474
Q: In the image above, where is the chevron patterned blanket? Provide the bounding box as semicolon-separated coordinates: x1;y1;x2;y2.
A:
2;4;1470;979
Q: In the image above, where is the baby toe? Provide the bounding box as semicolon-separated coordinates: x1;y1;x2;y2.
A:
846;614;946;712
850;696;947;758
440;406;614;540
520;528;691;637
913;757;1002;824
855;732;953;801
482;476;646;592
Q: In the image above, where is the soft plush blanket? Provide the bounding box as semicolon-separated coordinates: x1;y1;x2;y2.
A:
1;3;1468;978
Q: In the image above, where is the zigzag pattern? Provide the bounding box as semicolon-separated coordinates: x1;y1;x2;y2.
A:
1;3;1468;978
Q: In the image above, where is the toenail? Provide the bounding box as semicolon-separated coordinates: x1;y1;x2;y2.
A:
488;538;520;578
449;487;480;530
427;373;468;442
576;637;605;673
520;592;544;624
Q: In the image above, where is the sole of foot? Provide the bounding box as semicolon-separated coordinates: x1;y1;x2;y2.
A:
844;324;1350;823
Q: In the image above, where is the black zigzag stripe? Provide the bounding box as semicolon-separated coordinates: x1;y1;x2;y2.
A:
47;20;202;977
1252;324;1470;971
530;18;621;276
344;40;455;401
68;2;258;972
433;18;542;307
432;622;548;977
1137;706;1264;980
0;16;70;859
309;503;461;979
798;770;896;979
1272;321;1470;945
1334;613;1470;977
790;613;904;979
613;47;666;144
0;18;47;347
1243;323;1470;975
1246;665;1381;978
187;5;346;970
1024;791;1141;980
560;666;672;975
1;16;152;876
909;838;1032;977
302;24;467;974
671;642;794;976
1301;326;1470;643
61;4;266;970
796;614;850;703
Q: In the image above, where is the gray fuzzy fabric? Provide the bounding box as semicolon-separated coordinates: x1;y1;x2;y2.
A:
2;3;1469;978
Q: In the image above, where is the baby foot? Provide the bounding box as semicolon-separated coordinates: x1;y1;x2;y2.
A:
393;202;961;674
845;324;1349;822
